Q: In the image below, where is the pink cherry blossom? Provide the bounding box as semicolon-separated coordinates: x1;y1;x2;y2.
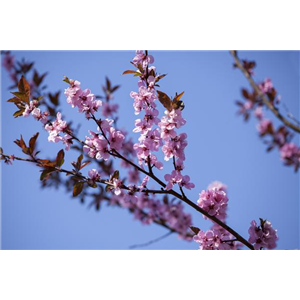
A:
194;225;242;250
133;119;150;134
254;106;264;120
108;127;125;151
62;134;73;150
280;143;300;167
174;159;185;171
138;176;149;189
248;219;278;250
164;170;183;190
257;119;273;135
132;50;154;69
23;100;38;117
97;119;114;134
64;79;102;117
130;86;156;115
168;109;186;129
207;181;227;193
112;178;123;196
179;175;195;190
197;188;228;221
88;169;101;181
83;131;110;160
139;129;162;152
259;78;273;94
144;108;160;126
64;79;82;107
45;112;68;144
146;154;163;170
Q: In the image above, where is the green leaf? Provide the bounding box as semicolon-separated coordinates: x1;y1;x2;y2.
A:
87;180;97;188
73;182;84;197
7;97;22;103
11;92;28;102
40;168;55;181
112;170;119;180
105;185;113;192
13;109;25;118
36;96;44;101
77;154;83;167
133;73;142;77
63;76;70;84
155;74;167;82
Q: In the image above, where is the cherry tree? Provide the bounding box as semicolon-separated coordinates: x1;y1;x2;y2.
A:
1;50;279;250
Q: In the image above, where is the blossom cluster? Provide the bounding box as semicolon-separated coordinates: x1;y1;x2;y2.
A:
21;97;73;151
197;187;228;221
129;51;195;192
64;79;102;118
194;180;278;250
193;181;240;249
130;82;163;170
45;112;73;150
83;119;125;160
193;224;242;250
248;219;278;250
23;100;49;124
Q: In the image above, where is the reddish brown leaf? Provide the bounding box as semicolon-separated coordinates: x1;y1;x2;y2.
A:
190;226;200;235
122;70;139;75
242;89;249;99
48;91;60;106
55;149;65;167
173;91;184;102
7;96;23;103
157;90;173;111
80;161;91;170
18;76;30;103
29;132;39;154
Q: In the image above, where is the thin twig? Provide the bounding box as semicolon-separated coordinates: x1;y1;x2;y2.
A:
129;231;174;249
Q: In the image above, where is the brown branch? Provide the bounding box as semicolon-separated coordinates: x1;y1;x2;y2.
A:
129;231;174;249
230;50;300;134
3;152;194;240
67;124;254;249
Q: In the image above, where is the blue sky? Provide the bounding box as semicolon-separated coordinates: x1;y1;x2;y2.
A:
1;51;299;249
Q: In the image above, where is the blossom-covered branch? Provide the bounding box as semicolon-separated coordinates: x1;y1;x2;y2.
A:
231;50;300;171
